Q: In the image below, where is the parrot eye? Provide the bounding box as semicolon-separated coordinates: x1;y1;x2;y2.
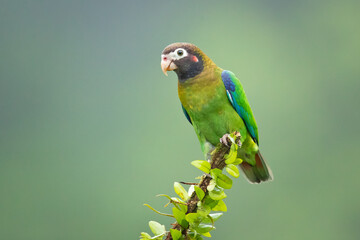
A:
177;50;184;56
172;48;188;60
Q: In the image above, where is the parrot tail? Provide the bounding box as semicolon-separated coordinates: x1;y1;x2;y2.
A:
239;151;273;184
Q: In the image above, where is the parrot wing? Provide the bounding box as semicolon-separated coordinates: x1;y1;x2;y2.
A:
181;104;192;125
221;70;259;144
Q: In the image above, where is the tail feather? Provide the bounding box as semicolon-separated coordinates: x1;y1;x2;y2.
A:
239;151;273;184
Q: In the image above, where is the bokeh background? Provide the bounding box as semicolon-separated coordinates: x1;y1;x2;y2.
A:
1;0;359;239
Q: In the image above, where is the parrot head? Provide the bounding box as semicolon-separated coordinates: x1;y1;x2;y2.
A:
161;43;213;80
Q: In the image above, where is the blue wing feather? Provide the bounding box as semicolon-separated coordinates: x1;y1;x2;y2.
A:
221;70;259;144
181;104;192;125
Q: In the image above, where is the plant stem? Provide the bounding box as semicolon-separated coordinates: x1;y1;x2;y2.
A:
165;133;241;240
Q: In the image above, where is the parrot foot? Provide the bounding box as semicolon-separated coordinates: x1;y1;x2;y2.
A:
220;132;242;147
220;134;231;147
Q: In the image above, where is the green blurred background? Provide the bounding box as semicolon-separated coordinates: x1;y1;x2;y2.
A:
1;0;359;239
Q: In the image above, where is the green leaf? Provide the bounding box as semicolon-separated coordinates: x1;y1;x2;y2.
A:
140;232;152;240
207;179;216;192
210;169;233;189
170;229;182;240
194;213;222;234
209;168;221;179
196;202;211;217
201;232;211;237
193;222;215;234
149;221;166;236
174;182;189;201
194;186;205;200
191;160;211;173
233;158;243;165
172;207;189;228
225;164;240;178
224;144;237;164
188;232;203;240
208;186;227;200
212;199;227;212
207;213;223;222
186;213;214;234
202;195;219;209
185;212;203;227
192;214;219;234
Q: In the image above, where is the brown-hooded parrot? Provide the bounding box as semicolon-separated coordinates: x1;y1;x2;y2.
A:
161;42;273;183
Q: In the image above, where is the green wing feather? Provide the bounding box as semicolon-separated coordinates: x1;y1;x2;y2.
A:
221;70;259;144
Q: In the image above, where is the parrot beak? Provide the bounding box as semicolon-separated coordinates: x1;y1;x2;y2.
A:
161;56;177;76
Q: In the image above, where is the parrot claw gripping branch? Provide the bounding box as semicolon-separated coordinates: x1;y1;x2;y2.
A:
140;43;272;239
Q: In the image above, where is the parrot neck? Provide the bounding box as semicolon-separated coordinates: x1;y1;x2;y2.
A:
175;66;203;82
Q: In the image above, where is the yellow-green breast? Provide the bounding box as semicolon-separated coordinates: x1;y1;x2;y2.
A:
178;67;247;146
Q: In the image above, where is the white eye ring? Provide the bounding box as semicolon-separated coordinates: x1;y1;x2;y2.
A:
170;48;188;60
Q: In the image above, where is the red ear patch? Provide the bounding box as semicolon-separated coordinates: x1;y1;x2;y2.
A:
192;55;199;62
